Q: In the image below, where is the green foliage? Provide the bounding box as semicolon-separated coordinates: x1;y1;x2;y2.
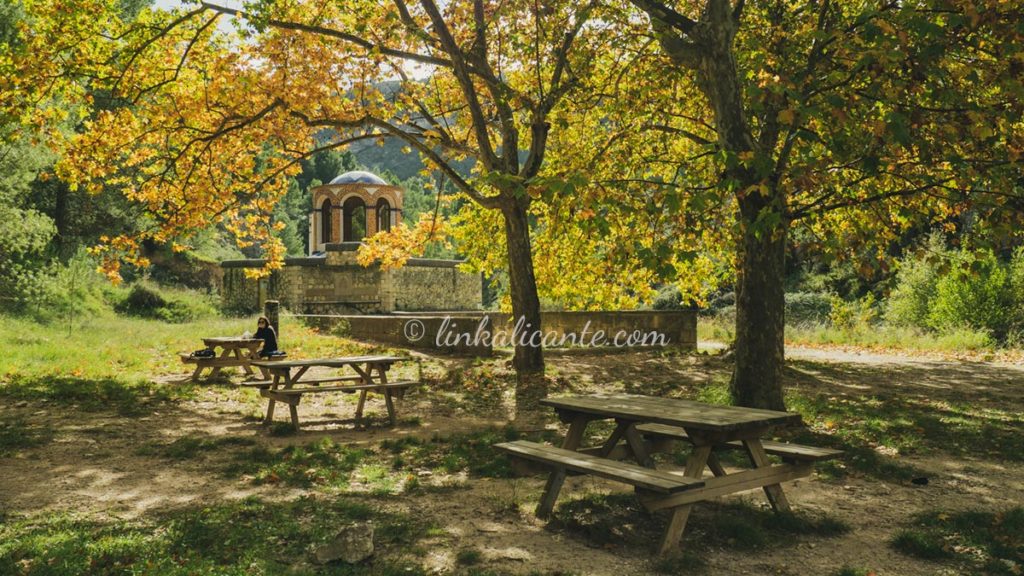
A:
887;237;1024;341
785;292;833;325
892;508;1024;574
928;253;1015;339
652;285;686;310
828;293;879;331
0;133;56;310
114;283;218;323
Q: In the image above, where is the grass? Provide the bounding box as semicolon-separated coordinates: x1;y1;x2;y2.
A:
135;435;257;460
226;437;370;488
891;508;1024;574
0;496;433;575
699;316;1009;354
0;313;399;418
380;427;556;479
0;313;388;383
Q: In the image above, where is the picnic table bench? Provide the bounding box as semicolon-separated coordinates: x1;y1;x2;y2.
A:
495;393;842;556
180;337;285;381
250;355;417;430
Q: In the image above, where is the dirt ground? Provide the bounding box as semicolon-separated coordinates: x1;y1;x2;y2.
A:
2;346;1022;575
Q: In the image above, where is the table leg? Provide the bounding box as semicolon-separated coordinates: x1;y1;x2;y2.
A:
209;346;230;379
742;438;791;512
236;347;254;376
355;390;368;428
623;424;655;468
657;444;712;556
289;401;300;430
264;372;284;425
536;416;589;519
190;365;204;382
707;453;728;477
384;389;396;425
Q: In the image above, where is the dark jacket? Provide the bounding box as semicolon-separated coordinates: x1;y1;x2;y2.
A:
254;325;278;355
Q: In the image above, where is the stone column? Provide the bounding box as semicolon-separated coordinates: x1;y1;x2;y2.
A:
264;300;280;340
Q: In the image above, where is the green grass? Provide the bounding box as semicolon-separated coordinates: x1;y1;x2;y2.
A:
0;313;398;417
455;548;483;566
785;322;996;352
0;496;433;575
380;427;556;479
891;508;1024;574
135;435;257;460
226;437;370;488
699;316;1004;353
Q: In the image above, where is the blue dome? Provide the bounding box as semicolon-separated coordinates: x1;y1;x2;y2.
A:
328;170;388;185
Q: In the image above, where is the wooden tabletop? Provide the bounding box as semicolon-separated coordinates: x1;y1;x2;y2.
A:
251;355;408;368
202;337;264;345
541;393;802;432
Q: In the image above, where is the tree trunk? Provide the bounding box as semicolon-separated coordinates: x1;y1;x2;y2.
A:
501;198;546;418
730;193;787;410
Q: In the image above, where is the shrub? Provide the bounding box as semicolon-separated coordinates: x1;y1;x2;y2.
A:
886;250;940;328
785;292;833;325
829;293;878;331
115;283;218;323
652;285;685;310
927;252;1014;339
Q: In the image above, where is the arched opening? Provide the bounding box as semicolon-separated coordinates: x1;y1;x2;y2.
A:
343;196;366;242
376;199;392;233
320;199;333;244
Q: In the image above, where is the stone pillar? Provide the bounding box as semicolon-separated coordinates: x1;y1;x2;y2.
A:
264;300;280;340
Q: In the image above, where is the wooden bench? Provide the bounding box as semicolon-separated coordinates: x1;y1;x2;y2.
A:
180;351;286;381
260;380;418;429
495;440;705;494
636;423;843;463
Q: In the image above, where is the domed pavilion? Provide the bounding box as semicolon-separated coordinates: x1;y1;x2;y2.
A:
221;170;481;314
309;170;403;252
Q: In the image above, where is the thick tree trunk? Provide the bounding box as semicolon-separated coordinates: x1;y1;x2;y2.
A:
501;198;546;417
669;1;788;409
730;194;787;410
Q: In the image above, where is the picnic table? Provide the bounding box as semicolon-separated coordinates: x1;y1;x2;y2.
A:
249;355;417;430
180;337;278;381
495;393;842;556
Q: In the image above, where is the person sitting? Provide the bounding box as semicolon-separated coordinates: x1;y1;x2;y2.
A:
254;316;279;358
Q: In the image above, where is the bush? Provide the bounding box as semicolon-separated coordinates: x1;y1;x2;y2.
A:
652;285;685;310
927;253;1014;338
115;283;218;323
829;293;879;331
785;292;833;325
887;237;1024;343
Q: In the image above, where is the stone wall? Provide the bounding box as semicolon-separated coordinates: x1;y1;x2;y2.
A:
220;244;481;313
389;262;483;311
329;310;697;354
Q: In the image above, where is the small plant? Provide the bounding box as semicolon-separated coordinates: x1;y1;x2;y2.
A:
456;547;484;566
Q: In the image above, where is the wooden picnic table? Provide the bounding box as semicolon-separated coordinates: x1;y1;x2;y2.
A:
496;393;841;556
180;337;267;381
250;355;416;430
